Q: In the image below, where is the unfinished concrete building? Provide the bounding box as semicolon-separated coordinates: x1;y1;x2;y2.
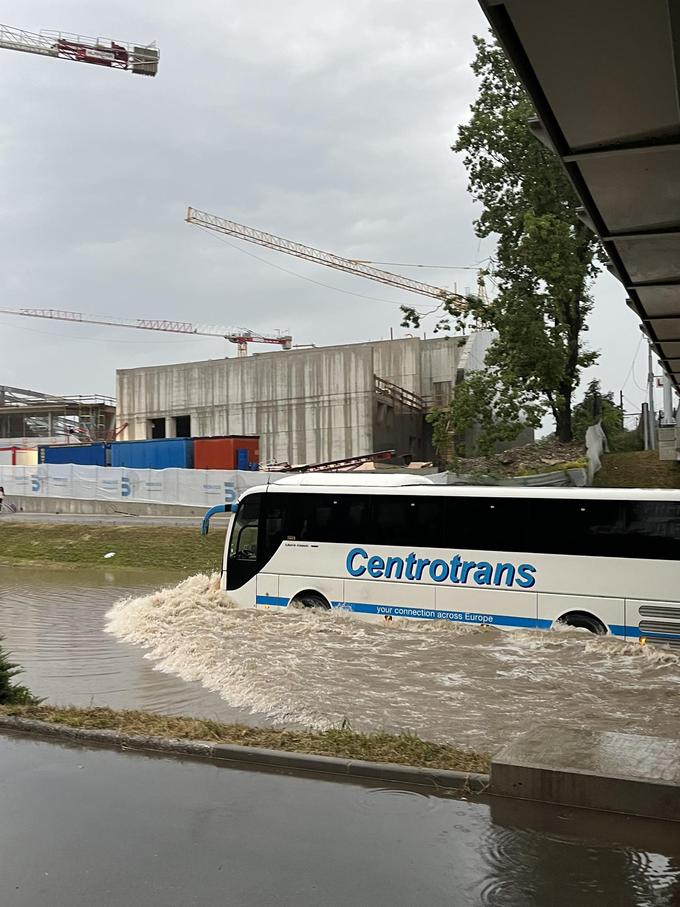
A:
0;385;116;446
116;332;499;465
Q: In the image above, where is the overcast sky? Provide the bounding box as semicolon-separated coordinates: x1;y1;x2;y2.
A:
0;0;654;422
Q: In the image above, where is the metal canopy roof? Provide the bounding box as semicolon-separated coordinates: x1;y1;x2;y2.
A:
478;0;680;393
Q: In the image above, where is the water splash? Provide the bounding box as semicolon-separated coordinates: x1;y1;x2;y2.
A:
106;574;680;748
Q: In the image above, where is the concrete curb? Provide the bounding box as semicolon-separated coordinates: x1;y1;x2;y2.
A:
0;716;489;793
490;726;680;822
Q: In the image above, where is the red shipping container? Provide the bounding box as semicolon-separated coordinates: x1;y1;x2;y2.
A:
193;436;260;470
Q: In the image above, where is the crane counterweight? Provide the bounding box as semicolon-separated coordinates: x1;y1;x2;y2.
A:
0;23;159;76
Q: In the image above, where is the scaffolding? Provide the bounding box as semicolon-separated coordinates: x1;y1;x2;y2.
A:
0;385;116;441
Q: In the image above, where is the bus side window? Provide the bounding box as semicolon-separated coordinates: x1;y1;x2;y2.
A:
370;496;413;546
343;496;371;541
437;497;529;553
625;501;680;560
295;494;337;543
292;493;372;544
413;497;446;548
261;499;285;563
528;500;626;557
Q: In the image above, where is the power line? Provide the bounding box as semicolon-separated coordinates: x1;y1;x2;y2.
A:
621;335;645;392
195;226;421;308
353;261;482;271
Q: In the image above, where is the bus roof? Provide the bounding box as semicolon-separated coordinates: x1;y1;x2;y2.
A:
239;475;680;502
272;474;434;487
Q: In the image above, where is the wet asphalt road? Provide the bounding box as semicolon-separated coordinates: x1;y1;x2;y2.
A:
1;733;678;906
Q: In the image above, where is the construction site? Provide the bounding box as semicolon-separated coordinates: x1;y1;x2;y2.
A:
115;332;499;466
0;202;510;469
1;7;680;907
0;386;115;447
0;14;677;478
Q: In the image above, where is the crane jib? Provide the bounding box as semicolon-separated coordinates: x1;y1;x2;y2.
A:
185;206;469;307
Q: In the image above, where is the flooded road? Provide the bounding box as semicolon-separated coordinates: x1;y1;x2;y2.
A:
1;732;679;906
0;566;266;724
107;574;680;750
2;566;679;751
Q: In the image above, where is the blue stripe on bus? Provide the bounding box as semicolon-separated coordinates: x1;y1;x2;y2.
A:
255;595;289;607
337;601;553;630
606;626;680;640
254;597;680;640
609;624;637;638
616;627;680;641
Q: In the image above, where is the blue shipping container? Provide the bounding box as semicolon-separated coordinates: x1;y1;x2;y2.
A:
38;443;109;467
110;438;194;470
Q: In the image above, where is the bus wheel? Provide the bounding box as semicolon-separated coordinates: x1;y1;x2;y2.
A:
557;612;607;636
292;591;331;610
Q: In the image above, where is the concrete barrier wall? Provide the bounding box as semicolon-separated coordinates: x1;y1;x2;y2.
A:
0;457;590;516
0;464;276;509
4;496;215;518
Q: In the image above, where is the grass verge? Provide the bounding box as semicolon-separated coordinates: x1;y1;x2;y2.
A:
0;523;225;572
594;451;680;489
0;704;490;774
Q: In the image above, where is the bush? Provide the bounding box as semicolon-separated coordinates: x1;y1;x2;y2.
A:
573;380;624;444
0;638;40;705
609;429;644;453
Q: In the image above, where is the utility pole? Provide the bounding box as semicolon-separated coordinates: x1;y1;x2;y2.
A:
662;372;674;425
647;342;656;450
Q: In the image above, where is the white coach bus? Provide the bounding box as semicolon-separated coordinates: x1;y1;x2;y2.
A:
204;474;680;647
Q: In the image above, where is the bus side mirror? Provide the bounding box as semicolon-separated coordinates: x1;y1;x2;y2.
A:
201;504;229;536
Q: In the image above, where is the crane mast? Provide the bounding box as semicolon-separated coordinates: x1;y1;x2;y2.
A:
0;307;291;357
0;23;159;76
186;207;468;307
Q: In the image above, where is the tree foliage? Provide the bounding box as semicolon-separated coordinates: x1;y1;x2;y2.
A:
403;35;601;450
572;379;624;444
437;369;544;460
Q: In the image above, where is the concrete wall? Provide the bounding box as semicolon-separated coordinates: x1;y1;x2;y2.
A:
116;333;497;466
373;402;431;460
658;426;679;462
117;343;377;465
370;338;423;393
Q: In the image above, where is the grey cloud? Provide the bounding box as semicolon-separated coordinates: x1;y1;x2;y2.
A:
0;0;644;414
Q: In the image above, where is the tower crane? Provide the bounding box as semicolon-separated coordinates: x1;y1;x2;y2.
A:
0;23;159;76
0;307;291;357
185;207;472;308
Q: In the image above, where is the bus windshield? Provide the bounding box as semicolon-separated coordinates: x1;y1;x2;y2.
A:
226;493;262;589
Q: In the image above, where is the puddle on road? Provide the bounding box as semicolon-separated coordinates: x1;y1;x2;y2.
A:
106;574;680;749
3;732;678;907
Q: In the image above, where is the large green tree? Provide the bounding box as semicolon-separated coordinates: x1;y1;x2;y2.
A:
403;35;601;451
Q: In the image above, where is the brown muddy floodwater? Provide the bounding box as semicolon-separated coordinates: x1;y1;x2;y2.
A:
0;566;267;724
1;567;679;750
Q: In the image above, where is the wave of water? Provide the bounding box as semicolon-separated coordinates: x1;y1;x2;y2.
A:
105;574;680;749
